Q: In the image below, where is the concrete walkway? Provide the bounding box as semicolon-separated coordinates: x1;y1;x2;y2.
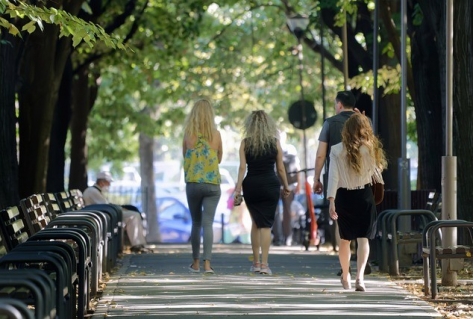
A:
92;244;441;318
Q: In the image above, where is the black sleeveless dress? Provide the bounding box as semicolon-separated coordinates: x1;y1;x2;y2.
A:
242;141;281;228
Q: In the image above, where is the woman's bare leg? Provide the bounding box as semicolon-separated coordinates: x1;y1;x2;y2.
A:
356;237;370;281
260;228;272;265
339;239;352;281
250;222;260;264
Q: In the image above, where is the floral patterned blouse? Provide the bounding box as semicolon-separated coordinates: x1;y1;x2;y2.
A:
184;134;221;185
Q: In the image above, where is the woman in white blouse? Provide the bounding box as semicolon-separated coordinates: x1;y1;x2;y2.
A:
327;113;387;292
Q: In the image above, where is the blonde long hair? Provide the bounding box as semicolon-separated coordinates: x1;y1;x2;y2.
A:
243;110;278;156
184;98;217;141
341;113;387;174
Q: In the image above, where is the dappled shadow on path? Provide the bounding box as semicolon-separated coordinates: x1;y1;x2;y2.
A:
92;244;441;318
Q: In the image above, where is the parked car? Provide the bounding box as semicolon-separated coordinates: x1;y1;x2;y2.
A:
156;196;193;243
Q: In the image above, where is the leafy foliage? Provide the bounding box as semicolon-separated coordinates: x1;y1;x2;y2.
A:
86;1;341;165
0;0;125;49
348;65;402;96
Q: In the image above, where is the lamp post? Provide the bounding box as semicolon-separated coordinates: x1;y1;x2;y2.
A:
287;14;310;170
399;0;411;225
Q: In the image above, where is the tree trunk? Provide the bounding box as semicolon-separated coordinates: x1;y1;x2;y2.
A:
69;67;96;192
378;93;402;190
18;24;61;197
409;1;444;192
139;132;160;243
453;0;473;224
0;32;20;208
47;57;73;193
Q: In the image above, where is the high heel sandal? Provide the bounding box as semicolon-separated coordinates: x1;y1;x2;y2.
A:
355;279;366;292
259;263;272;275
340;274;351;290
250;262;261;272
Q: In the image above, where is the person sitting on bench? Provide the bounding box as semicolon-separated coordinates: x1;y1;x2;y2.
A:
83;171;152;254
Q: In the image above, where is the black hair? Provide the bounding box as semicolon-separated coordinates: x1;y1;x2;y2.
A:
336;91;356;107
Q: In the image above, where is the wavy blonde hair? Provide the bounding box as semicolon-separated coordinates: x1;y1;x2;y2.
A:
184;98;217;141
243;110;278;156
341;113;387;174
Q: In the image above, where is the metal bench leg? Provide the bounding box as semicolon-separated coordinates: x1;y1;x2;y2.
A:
430;251;437;299
389;232;400;276
423;255;430;296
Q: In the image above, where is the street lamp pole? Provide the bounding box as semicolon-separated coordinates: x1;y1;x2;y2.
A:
296;37;308;170
399;0;411;231
287;14;310;170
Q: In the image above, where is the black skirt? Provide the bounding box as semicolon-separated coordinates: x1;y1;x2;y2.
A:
335;184;377;240
243;173;280;228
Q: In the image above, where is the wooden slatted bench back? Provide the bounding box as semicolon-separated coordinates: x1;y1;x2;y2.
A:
0;207;29;250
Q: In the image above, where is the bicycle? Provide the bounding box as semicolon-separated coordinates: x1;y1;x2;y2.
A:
289;168;320;251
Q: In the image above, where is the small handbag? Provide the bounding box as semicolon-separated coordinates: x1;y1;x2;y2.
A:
234;194;243;206
371;177;384;205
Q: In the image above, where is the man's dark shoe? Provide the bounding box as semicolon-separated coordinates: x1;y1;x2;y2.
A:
130;245;144;253
130;245;153;253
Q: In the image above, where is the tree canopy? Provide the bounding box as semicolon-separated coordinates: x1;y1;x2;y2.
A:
0;0;471;224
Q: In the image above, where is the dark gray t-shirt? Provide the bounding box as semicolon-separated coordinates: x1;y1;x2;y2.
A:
318;111;354;158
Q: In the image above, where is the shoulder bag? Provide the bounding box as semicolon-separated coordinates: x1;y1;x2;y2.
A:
371;177;384;205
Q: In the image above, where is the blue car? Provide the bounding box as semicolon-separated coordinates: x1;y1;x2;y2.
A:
156;196;192;243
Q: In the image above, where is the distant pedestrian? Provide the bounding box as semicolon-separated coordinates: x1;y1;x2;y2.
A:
327;113;387;291
290;198;306;245
234;110;291;275
183;98;223;274
279;131;301;246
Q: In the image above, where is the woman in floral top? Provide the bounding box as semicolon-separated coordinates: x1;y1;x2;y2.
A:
183;98;222;274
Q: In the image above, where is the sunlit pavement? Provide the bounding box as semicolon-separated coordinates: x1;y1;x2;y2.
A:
92;244;441;318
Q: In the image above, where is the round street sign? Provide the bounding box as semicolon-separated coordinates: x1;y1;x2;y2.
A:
288;100;317;130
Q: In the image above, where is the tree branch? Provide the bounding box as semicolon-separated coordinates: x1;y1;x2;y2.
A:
74;1;148;74
204;4;282;47
304;35;343;72
104;0;139;34
281;0;360;74
123;0;148;43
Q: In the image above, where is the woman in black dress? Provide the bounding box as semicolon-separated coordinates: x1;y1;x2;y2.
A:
327;113;387;291
234;110;291;275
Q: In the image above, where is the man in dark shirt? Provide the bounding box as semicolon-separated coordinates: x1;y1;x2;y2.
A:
313;91;356;196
